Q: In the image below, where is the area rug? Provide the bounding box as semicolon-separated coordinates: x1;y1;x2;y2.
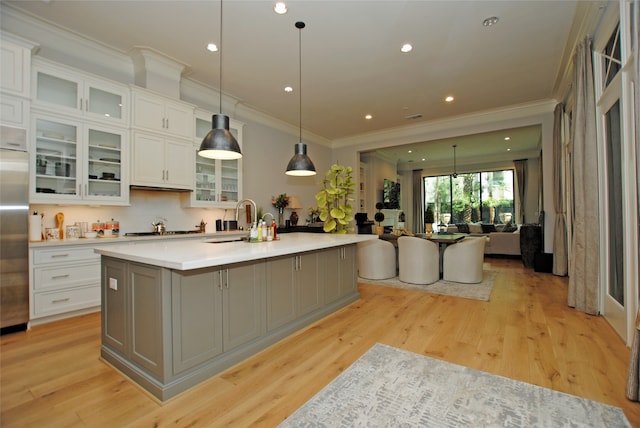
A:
358;271;495;301
278;343;630;427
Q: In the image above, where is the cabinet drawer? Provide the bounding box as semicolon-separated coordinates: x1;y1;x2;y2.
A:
34;262;100;291
34;285;101;317
33;247;100;265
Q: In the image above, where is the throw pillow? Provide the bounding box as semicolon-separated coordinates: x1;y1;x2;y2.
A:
456;223;470;233
468;222;483;234
502;222;518;233
481;223;497;233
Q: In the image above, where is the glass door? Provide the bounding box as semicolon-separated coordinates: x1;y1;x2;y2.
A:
85;127;124;201
32;116;79;200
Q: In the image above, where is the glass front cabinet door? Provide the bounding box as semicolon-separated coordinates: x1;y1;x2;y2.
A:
187;111;243;208
31;113;129;205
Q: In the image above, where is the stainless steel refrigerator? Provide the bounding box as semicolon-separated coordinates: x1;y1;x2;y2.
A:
0;125;29;333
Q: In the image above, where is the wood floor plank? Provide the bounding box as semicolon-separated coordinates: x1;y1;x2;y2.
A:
2;258;639;427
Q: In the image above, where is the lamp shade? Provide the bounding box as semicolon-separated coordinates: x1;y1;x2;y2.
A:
287;195;303;210
285;143;316;176
198;114;242;159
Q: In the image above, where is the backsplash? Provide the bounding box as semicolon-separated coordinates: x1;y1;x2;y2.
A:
30;189;238;235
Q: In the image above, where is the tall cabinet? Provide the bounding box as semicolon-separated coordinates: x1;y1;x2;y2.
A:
130;87;195;191
30;58;130;205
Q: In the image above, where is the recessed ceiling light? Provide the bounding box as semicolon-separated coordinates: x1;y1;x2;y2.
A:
445;96;454;103
274;2;287;14
365;114;373;120
207;43;218;52
507;148;511;151
284;86;293;93
408;150;413;153
401;43;413;53
422;158;426;161
482;16;499;27
504;136;510;141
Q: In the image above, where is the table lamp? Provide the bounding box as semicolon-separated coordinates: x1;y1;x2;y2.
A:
288;196;303;226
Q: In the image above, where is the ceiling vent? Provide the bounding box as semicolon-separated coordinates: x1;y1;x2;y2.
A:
405;113;423;120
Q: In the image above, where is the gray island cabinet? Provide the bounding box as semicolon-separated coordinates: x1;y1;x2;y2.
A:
96;233;376;401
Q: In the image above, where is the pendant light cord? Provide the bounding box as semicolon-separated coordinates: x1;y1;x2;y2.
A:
453;144;457;177
296;21;305;143
219;0;223;115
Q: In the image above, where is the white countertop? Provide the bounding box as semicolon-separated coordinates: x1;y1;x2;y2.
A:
29;231;247;248
95;232;378;270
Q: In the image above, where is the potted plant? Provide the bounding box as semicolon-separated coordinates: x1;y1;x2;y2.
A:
315;164;355;233
425;205;435;236
374;202;385;235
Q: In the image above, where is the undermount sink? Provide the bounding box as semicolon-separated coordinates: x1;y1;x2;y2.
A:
206;236;246;243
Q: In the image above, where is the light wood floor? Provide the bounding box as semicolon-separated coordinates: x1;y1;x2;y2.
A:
2;258;639;427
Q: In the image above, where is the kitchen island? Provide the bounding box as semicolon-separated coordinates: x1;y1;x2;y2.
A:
96;233;376;401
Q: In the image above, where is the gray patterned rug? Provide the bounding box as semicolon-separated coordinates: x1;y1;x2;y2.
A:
279;343;630;427
358;271;495;301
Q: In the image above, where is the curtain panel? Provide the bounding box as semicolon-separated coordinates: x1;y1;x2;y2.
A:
412;169;423;233
513;160;527;224
567;37;599;315
626;0;640;402
552;103;569;276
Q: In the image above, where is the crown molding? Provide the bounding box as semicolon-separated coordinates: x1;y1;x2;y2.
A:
1;4;133;83
552;1;609;103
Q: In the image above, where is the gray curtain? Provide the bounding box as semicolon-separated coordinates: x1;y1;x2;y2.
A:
626;0;640;402
568;37;599;315
412;169;423;233
552;103;568;276
513;159;527;224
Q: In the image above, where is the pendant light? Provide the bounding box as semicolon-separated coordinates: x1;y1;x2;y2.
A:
286;21;316;176
451;144;458;178
198;0;242;160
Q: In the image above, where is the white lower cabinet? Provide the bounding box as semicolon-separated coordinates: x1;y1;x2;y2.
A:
31;245;101;321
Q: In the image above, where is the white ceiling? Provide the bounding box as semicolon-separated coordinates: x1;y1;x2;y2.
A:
3;0;602;165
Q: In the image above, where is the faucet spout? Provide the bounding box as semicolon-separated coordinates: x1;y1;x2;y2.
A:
235;199;257;226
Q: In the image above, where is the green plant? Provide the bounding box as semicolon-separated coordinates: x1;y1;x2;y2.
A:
374;202;385;226
425;206;435;224
315;164;355;233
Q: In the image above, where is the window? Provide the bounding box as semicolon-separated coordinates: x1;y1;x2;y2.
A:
424;169;515;225
602;23;621;88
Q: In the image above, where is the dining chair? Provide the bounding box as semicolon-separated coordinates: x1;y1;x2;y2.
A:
397;236;439;285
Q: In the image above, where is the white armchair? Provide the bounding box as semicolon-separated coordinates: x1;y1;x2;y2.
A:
397;236;439;285
357;239;397;280
442;237;486;283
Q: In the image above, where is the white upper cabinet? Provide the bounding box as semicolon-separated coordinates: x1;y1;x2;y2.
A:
131;131;193;190
1;33;36;128
131;87;194;139
184;110;243;208
30;112;129;205
32;59;129;127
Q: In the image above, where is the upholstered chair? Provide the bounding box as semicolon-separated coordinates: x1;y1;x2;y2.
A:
397;236;439;285
357;238;397;280
442;237;486;283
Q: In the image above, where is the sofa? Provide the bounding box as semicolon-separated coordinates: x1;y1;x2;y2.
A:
445;223;521;256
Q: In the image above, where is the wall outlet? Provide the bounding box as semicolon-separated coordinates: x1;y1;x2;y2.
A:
109;278;118;290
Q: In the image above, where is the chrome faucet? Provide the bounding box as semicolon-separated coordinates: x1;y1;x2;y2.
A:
261;212;275;226
235;199;257;226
